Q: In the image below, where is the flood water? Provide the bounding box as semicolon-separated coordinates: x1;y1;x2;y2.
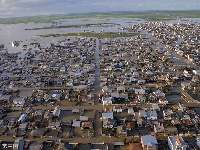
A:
0;17;200;53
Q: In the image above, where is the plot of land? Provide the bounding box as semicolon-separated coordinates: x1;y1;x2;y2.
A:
38;32;139;38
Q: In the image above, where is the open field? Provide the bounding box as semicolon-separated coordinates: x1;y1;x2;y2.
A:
37;32;140;38
28;23;117;30
0;11;200;24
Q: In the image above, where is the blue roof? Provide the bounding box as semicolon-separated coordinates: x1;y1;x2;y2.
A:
18;114;27;122
141;136;158;146
101;112;113;119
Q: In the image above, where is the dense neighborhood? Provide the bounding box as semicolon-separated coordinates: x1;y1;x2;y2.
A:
0;19;200;150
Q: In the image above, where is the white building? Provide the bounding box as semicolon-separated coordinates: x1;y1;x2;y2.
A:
197;138;200;149
135;88;145;95
13;97;25;107
128;107;134;115
168;136;188;150
153;90;165;98
12;41;19;47
60;67;66;73
139;110;146;118
183;70;191;78
193;70;200;76
53;106;61;117
102;97;112;105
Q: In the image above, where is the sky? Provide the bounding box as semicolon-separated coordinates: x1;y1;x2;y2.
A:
0;0;200;18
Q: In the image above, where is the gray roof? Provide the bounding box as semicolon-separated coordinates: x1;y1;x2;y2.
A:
28;142;43;150
72;120;81;127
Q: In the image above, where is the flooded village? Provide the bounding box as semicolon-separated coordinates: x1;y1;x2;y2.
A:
0;17;200;150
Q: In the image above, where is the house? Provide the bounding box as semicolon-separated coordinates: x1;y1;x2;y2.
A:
101;112;113;119
80;116;88;121
130;77;137;83
159;97;168;105
197;137;200;149
183;70;192;78
178;103;187;111
168;136;188;150
103;118;117;128
75;72;82;78
111;92;120;98
153;90;165;98
53;106;61;117
8;118;17;129
72;109;80;113
13;139;25;150
119;93;128;100
47;121;61;130
146;110;157;120
13;97;25;107
163;109;173;120
135;88;145;95
152;104;160;111
0;95;12;104
165;127;178;135
139;110;146;118
52;94;63;101
102;86;113;93
182;118;193;127
193;70;200;76
12;41;19;47
113;106;123;113
117;86;125;93
19;122;28;130
117;125;127;137
30;129;45;138
137;95;146;103
102;97;112;105
73;85;88;91
128;107;134;115
91;143;108;150
141;136;158;150
72;120;81;127
27;122;38;130
133;72;139;78
126;122;135;130
146;70;154;76
28;142;43;150
154;123;164;135
138;80;146;84
60;67;66;73
81;121;93;129
181;82;192;90
55;142;74;150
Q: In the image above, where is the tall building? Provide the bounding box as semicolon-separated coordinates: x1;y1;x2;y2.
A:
168;136;188;150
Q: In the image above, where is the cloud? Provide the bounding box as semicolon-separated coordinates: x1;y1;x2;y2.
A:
0;0;200;18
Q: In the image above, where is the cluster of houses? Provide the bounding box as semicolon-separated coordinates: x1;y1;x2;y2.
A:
0;37;99;107
0;19;200;149
97;21;200;149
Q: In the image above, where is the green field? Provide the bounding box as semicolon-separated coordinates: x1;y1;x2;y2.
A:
29;23;116;30
0;11;200;24
37;32;140;38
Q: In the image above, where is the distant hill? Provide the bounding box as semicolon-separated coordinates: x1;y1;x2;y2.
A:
0;10;199;24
